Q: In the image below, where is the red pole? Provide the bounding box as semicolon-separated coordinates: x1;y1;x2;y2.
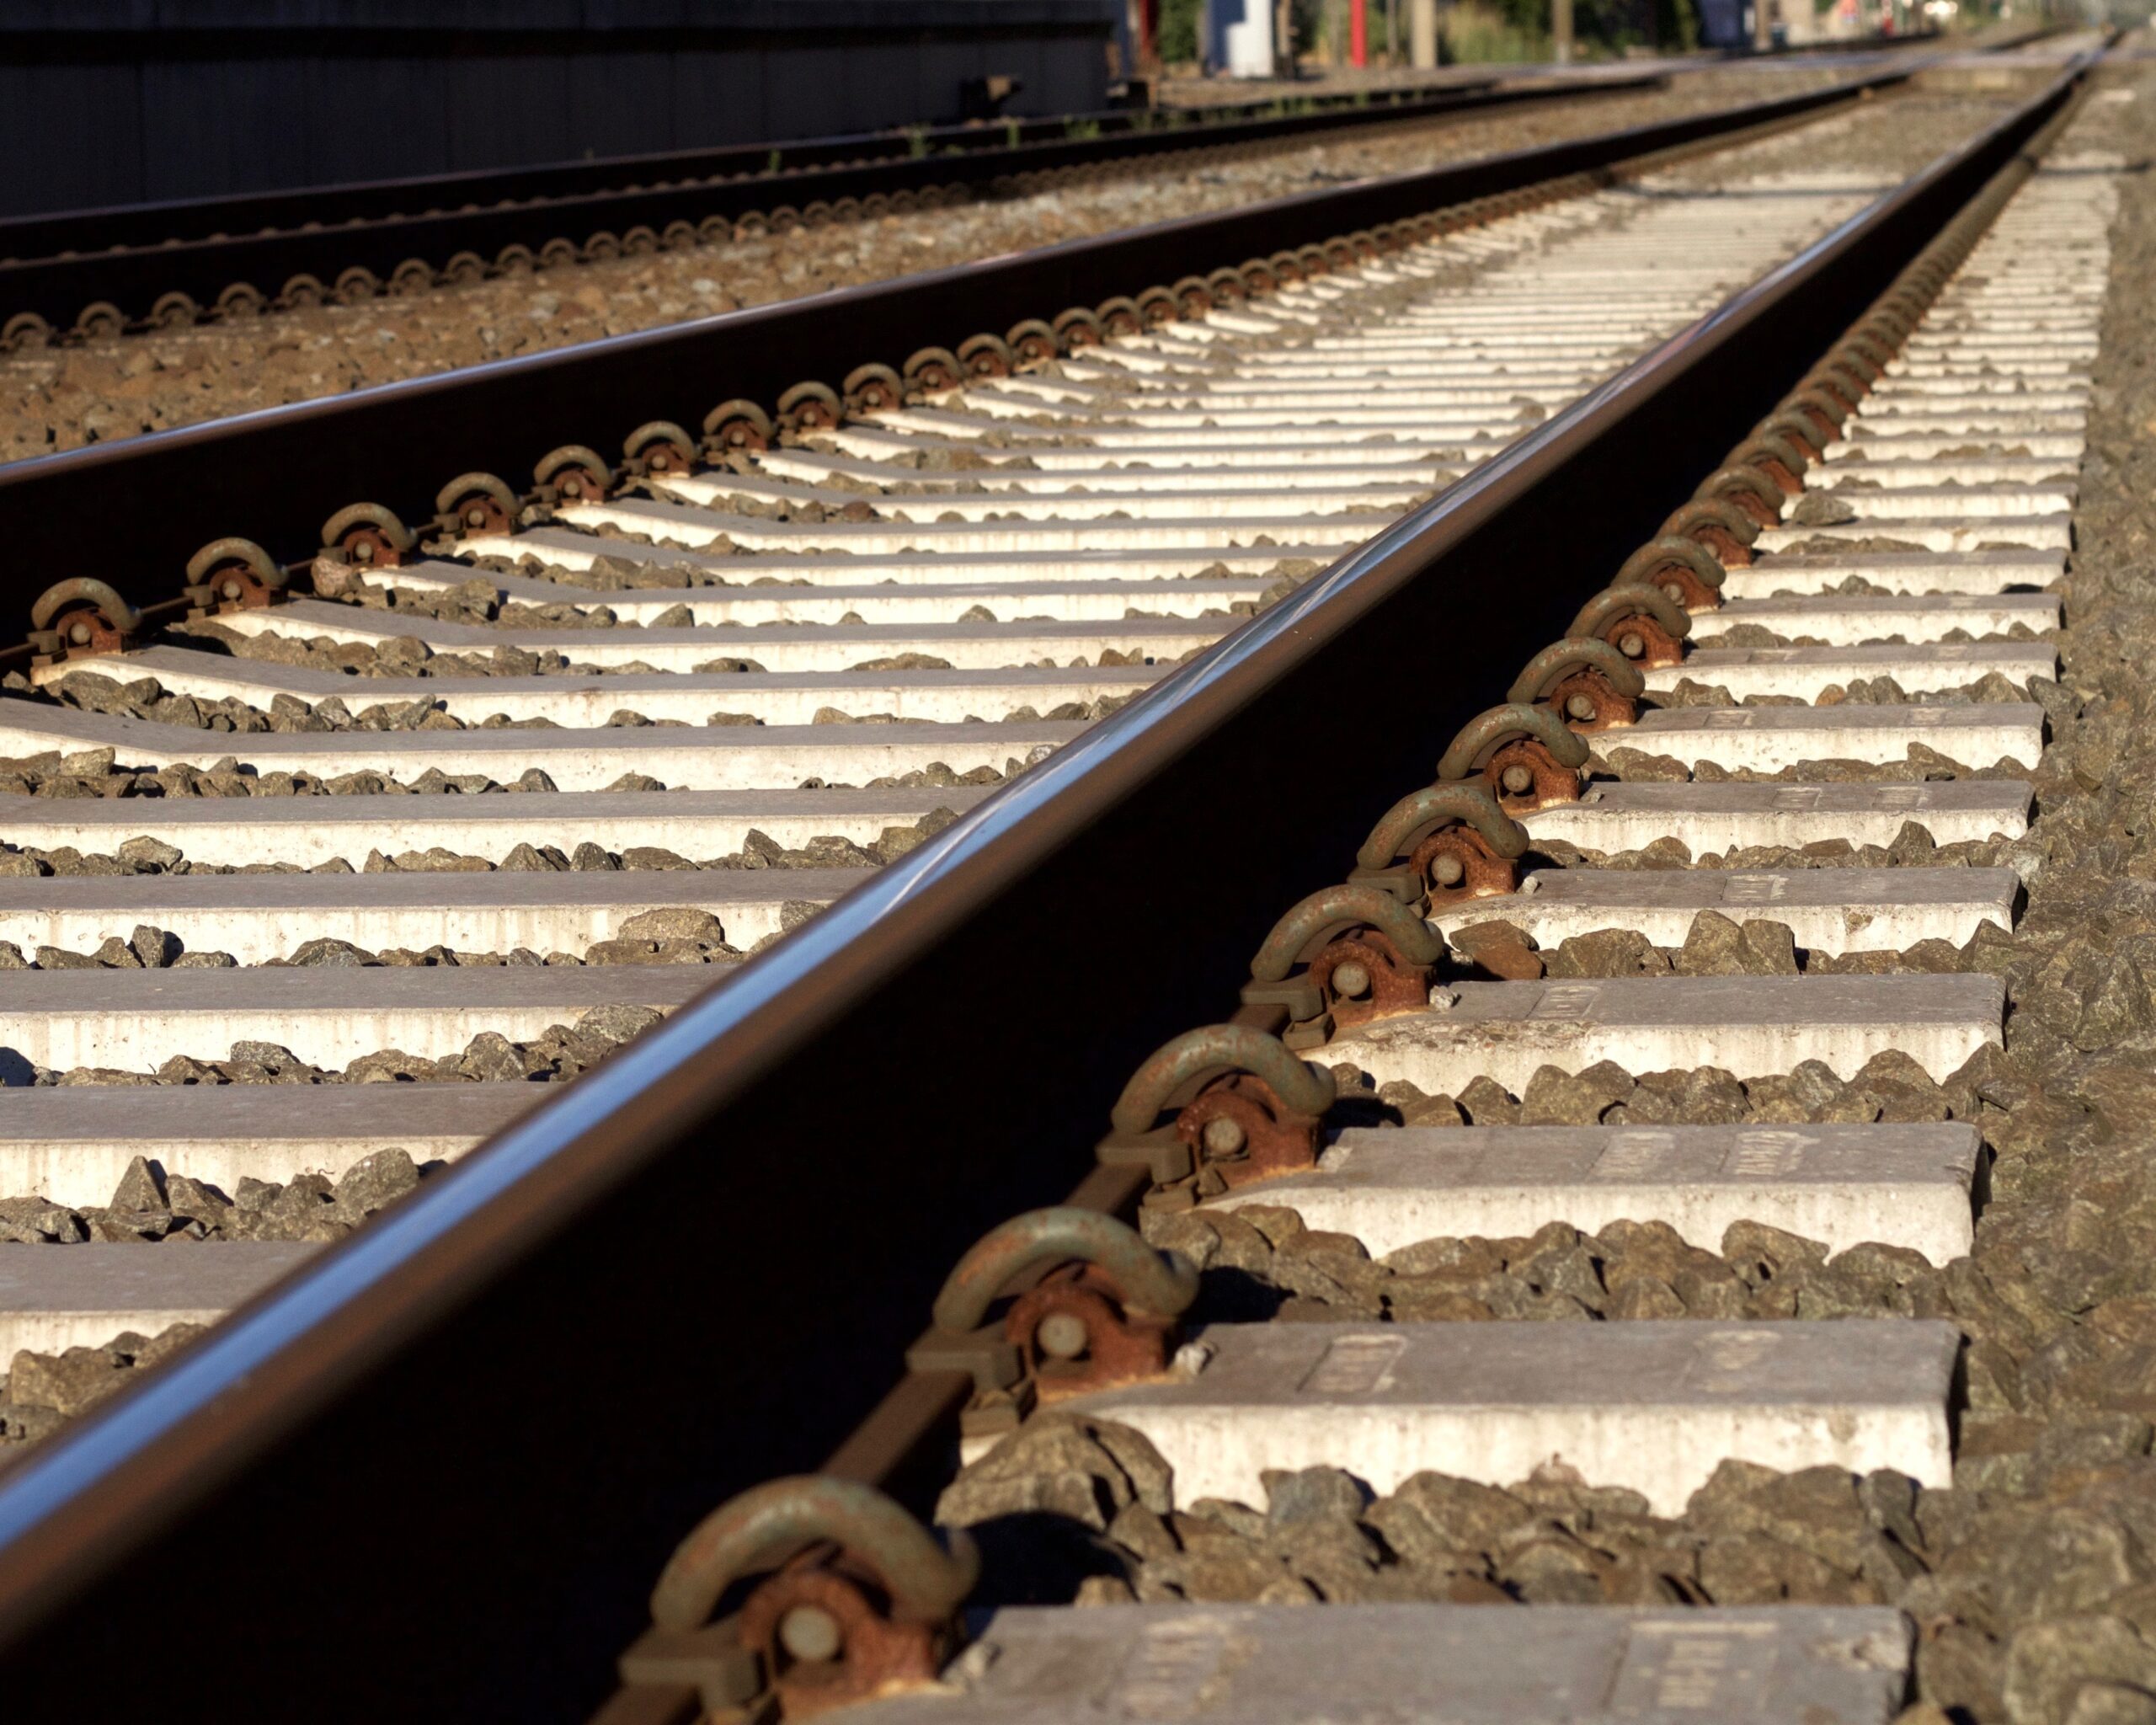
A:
1351;0;1369;63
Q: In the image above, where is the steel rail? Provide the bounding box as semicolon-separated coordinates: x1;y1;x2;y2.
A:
0;63;1921;626
0;72;1669;342
0;74;1533;259
0;21;1963;270
0;47;2092;1722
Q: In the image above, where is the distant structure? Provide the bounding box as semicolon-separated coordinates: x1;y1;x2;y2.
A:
0;0;1122;219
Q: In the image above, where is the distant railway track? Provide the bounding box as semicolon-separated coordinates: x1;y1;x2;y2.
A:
0;69;1683;352
0;34;2119;1725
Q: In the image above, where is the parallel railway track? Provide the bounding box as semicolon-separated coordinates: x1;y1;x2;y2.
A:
0;30;2131;1724
0;27;2041;356
0;68;1682;350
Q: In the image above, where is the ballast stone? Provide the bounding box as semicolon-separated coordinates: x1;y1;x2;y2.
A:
835;1604;1913;1725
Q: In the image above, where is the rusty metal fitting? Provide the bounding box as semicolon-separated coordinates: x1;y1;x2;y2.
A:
1753;410;1824;464
956;334;1015;381
1793;369;1860;416
632;1476;976;1721
1267;248;1303;284
1205;267;1246;305
904;345;963;393
931;1208;1199;1395
1351;781;1528;908
1726;431;1810;497
184;537;287;612
704;398;775;456
1243;884;1444;1041
1294;242;1329;274
1694;463;1788;528
29;577;142;662
532;444;614;505
622;421;698;481
1614;536;1726;611
334;264;380;304
777;381;844;432
1842;329;1894;369
1437;702;1590;814
1239;256;1280;295
1171;275;1213;318
1006;319;1057;366
65;296;123;337
1051;307;1103;350
1661;497;1760;567
1812;355;1872;403
842;364;905;414
1851;314;1907;350
432;473;522;538
1506;638;1644;730
1829;342;1883;384
1134;285;1178;327
1;311;52;352
1097;1023;1335;1187
148;291;199;330
1095;296;1142;337
1567;584;1690;670
319;501;415;569
1777;384;1852;448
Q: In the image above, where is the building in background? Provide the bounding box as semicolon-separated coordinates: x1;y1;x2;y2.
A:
0;0;1122;219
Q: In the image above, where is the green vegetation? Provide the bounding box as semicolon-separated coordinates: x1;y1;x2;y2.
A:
1159;0;1203;61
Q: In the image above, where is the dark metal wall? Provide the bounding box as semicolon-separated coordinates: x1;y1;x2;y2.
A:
0;2;1120;219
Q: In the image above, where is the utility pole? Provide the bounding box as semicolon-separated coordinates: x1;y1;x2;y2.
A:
1553;0;1574;61
1411;0;1438;66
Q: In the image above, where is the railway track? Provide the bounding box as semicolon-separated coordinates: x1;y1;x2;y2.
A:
0;67;1683;352
0;28;2045;361
0;29;2133;1724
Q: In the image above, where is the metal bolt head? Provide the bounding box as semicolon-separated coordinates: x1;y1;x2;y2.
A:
1200;1114;1247;1158
1431;852;1465;888
1501;764;1534;796
221;579;243;601
1037;1310;1090;1360
1662;582;1684;604
1331;960;1372;999
778;1605;844;1665
562;477;583;498
352;541;374;564
466;506;487;528
68;620;91;645
1565;693;1596;722
1617;631;1645;659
